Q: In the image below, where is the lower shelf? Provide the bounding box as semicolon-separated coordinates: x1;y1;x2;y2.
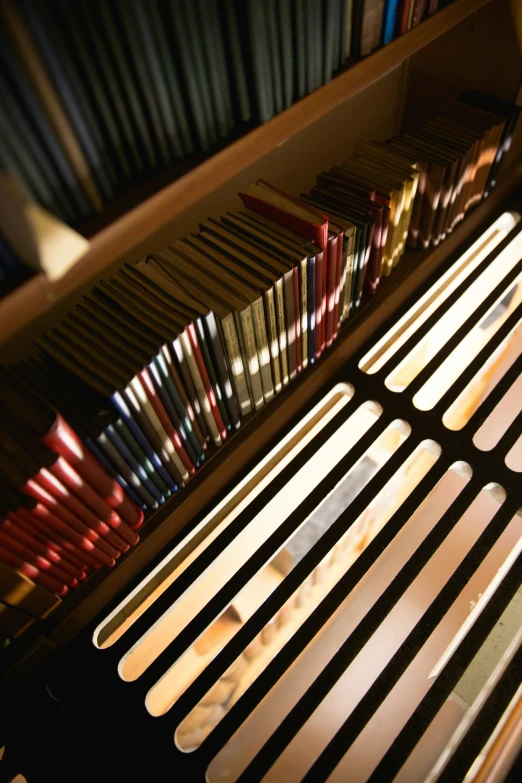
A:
1;157;521;686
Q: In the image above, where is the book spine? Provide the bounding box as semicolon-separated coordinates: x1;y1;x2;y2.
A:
22;481;117;566
220;313;252;416
292;266;302;373
238;307;264;410
194;317;231;434
203;311;241;430
264;287;282;394
11;511;90;572
17;506;103;571
171;337;210;443
398;0;412;35
35;468;125;555
48;456;138;546
180;329;223;447
161;344;207;453
251;296;275;403
411;0;428;27
121;384;182;487
300;257;308;370
325;236;337;347
307;254;316;365
0;544;69;595
275;277;289;386
139;367;195;475
127;377;187;483
2;516;85;581
364;213;383;296
42;413;143;528
86;437;150;510
187;323;228;442
344;232;355;320
97;431;159;510
315;248;325;358
111;388;178;492
383;0;400;44
148;358;199;469
332;234;342;339
284;271;297;381
105;423;166;506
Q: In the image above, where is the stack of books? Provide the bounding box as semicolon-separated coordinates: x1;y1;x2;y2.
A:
0;372;144;596
0;90;518;595
0;0;446;229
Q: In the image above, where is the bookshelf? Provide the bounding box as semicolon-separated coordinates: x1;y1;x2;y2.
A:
1;0;522;686
0;0;504;353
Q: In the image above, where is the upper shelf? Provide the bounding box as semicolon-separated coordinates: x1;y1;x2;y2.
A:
0;0;494;351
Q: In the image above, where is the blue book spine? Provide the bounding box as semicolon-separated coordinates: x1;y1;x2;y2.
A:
106;424;166;506
86;438;148;512
383;0;400;44
111;391;178;492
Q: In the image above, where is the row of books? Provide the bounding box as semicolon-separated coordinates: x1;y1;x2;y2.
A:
0;0;447;227
0;89;517;596
356;0;441;57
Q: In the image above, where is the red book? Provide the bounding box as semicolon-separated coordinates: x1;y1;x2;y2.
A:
17;506;102;570
42;413;144;529
0;530;79;588
0;545;69;595
11;512;89;572
239;180;329;358
19;487;117;567
2;516;86;581
398;0;413;34
48;456;138;546
27;472;127;556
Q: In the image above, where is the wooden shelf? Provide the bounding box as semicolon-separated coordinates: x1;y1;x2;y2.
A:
2;153;520;688
0;0;494;352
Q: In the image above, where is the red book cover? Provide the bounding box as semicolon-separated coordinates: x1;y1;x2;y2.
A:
35;470;128;554
0;530;79;588
187;324;227;440
139;367;196;475
3;515;86;581
49;456;138;546
239;180;329;357
42;413;144;529
0;544;69;595
21;480;119;564
398;0;413;34
17;506;102;570
12;512;88;571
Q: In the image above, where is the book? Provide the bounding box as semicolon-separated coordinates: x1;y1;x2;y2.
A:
239;180;328;358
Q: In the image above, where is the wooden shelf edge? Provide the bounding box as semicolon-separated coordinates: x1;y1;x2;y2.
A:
0;0;494;351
